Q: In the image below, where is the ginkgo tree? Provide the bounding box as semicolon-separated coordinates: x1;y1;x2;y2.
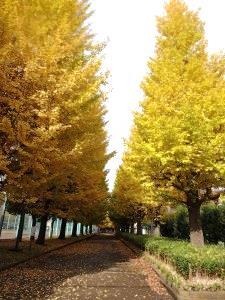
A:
32;0;110;244
112;145;159;235
0;0;110;246
126;0;225;246
0;0;52;210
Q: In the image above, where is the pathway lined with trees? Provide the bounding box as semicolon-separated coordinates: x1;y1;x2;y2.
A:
0;0;225;299
109;1;225;296
0;235;172;300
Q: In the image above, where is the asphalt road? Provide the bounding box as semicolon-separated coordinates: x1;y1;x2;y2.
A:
0;235;173;300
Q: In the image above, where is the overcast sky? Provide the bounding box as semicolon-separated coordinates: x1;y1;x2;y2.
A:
90;0;225;191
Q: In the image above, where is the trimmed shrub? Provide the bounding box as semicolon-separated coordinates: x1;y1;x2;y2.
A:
160;214;176;238
160;206;189;240
201;204;225;244
120;233;225;279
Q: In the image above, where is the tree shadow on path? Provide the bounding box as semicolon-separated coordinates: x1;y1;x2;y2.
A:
0;235;172;300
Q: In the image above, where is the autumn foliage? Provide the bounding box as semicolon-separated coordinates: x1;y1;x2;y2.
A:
112;0;225;246
0;0;110;244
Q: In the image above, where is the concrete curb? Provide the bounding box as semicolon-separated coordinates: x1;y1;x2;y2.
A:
0;234;95;272
119;237;143;254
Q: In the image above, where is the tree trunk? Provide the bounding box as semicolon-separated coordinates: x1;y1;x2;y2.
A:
72;221;77;237
187;202;204;247
58;218;67;240
120;224;125;232
80;223;84;235
115;224;120;235
36;214;48;245
30;215;37;239
29;215;37;250
137;220;142;235
85;225;88;235
0;198;7;237
130;223;134;234
152;224;161;237
18;212;25;242
125;223;129;233
50;217;55;239
14;212;25;250
31;215;37;227
89;225;93;234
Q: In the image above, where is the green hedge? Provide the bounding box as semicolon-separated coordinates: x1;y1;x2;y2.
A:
202;204;225;244
120;233;225;279
160;203;225;244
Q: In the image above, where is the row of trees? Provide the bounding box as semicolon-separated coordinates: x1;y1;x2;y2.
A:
111;0;225;246
0;0;110;247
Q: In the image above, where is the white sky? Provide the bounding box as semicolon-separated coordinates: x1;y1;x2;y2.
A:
90;0;225;191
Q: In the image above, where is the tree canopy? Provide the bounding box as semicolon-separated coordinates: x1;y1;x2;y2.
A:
112;0;225;246
0;0;110;240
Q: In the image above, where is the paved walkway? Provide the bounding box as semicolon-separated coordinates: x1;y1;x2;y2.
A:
0;235;173;300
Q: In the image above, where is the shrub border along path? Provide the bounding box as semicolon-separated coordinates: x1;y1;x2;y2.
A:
119;236;177;300
0;234;94;272
120;233;225;300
